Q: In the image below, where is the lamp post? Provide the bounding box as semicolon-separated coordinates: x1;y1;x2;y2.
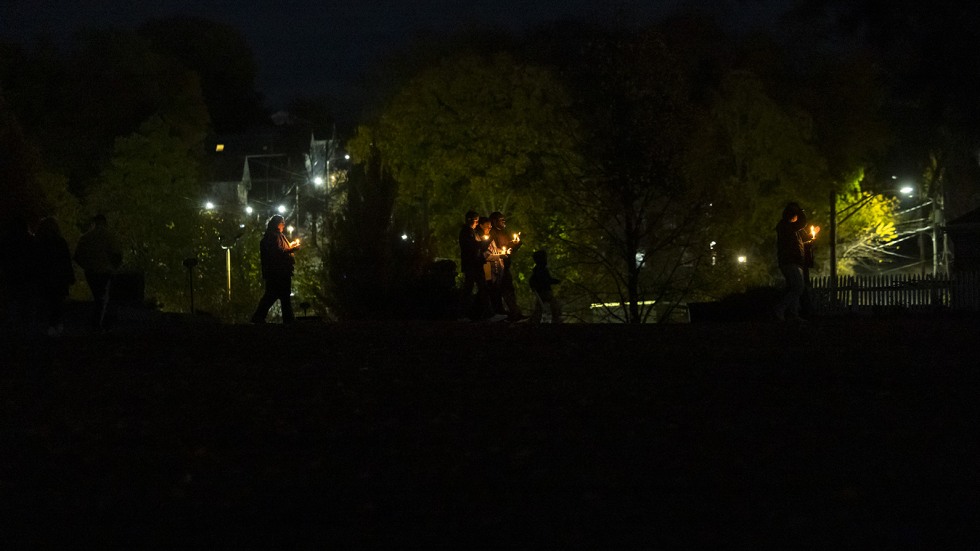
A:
890;181;944;276
218;232;243;302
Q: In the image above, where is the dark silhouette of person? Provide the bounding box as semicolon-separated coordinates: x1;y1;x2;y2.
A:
477;215;507;321
488;211;526;321
529;249;562;324
0;216;36;332
34;217;75;336
774;202;819;321
73;214;122;330
251;214;299;324
458;210;492;320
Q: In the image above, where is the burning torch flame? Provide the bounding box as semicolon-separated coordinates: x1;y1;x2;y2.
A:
810;225;817;239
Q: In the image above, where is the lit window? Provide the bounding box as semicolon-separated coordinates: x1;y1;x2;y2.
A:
215;144;225;152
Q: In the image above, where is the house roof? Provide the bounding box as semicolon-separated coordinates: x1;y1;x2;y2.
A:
204;129;312;183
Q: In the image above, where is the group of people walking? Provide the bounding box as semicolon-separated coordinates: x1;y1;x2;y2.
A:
457;210;561;323
0;203;821;332
249;209;564;325
0;213;121;336
248;202;822;326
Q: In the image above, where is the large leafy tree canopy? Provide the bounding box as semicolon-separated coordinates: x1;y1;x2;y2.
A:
347;51;578;261
708;70;830;284
85;113;207;310
342;16;910;320
788;0;980;220
833;170;900;274
3;7;951;320
1;20;265;316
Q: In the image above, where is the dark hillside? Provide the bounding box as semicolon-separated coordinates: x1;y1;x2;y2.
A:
2;318;979;547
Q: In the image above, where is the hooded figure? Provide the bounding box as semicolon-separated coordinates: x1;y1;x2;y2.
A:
529;249;561;324
774;202;816;321
73;214;122;329
251;214;299;324
34;217;75;335
776;203;808;268
487;211;526;321
458;210;493;319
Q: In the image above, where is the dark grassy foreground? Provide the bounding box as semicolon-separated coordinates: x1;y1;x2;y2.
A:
2;316;980;547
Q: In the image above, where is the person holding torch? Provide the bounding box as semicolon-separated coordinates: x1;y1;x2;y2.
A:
488;211;527;322
250;214;300;324
774;202;819;322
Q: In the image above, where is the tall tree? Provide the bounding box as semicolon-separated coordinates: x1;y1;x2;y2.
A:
321;147;401;319
2;29;213;197
85;114;207;310
347;51;577;263
552;27;721;323
706;70;831;284
788;0;980;221
139;17;267;133
0;91;45;223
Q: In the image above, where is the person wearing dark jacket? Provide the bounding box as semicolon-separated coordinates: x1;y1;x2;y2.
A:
251;215;300;324
0;217;36;332
34;217;75;336
73;214;122;329
774;202;819;321
458;210;492;320
488;211;526;321
529;249;561;324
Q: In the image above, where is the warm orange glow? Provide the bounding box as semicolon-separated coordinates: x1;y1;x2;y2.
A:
290;239;301;247
215;144;225;152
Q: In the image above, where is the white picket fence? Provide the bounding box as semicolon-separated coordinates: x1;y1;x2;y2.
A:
809;272;980;313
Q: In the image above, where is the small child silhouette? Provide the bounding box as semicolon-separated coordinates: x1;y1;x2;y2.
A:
529;249;561;324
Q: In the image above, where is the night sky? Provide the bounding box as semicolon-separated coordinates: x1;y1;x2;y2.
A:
2;0;787;113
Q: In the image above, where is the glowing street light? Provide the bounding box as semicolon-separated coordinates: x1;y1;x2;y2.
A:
277;205;287;214
219;232;244;302
204;201;215;211
245;206;254;215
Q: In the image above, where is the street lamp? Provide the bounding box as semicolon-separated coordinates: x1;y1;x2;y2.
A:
893;182;945;276
829;180;945;282
218;232;243;302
